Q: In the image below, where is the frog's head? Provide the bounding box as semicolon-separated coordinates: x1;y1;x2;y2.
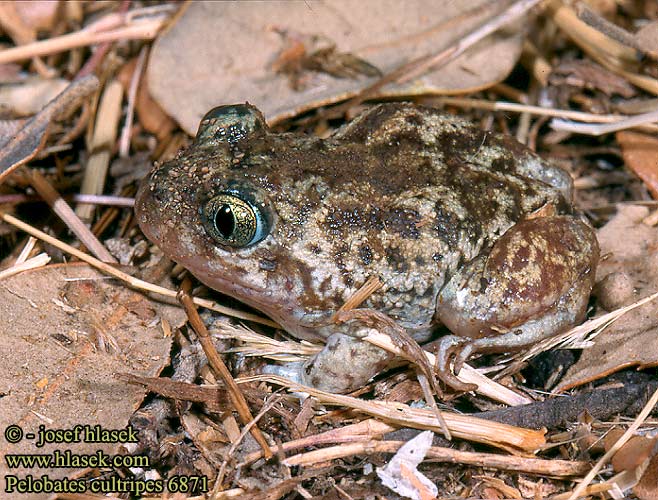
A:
135;104;349;341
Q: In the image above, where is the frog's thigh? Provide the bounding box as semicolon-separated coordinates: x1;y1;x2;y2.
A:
436;216;598;349
301;333;393;393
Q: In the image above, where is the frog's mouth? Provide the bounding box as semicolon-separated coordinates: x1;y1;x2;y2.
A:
184;264;333;343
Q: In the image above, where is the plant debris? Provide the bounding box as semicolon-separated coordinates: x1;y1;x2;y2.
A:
2;1;658;499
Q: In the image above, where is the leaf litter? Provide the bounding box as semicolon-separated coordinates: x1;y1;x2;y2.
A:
1;1;658;499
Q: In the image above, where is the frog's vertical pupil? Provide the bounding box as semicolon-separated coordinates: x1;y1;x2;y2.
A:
215;204;235;238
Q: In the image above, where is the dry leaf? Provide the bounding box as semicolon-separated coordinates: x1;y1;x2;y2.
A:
557;205;658;391
0;78;69;116
617;131;658;199
148;0;525;133
635;453;658;500
604;428;658;500
0;75;98;185
0;264;183;499
635;20;658;58
376;430;437;500
13;1;60;33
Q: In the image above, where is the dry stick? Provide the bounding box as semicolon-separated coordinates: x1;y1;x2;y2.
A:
119;46;148;158
0;193;135;207
282;440;589;477
551;108;658;136
0;253;50;281
365;330;531;406
77;79;123;223
15;236;37;264
0;211;277;327
437;96;658;130
548;1;658;96
26;169;116;263
250;374;545;453
566;387;658;500
0;6;173;65
576;3;640;51
177;284;273;460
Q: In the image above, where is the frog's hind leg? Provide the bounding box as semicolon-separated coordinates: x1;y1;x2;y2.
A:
435;215;598;389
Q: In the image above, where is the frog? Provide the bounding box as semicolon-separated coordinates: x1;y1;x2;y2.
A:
135;102;599;394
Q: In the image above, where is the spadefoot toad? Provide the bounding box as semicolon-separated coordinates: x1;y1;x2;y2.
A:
136;103;598;393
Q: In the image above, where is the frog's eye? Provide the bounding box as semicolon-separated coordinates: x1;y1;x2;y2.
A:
201;193;269;247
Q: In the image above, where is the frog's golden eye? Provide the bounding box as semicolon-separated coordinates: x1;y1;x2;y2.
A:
201;193;269;247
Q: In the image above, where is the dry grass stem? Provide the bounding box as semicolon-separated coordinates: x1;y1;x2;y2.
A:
283;439;589;477
0;194;135;207
27;169;116;263
437;97;658;132
336;275;383;313
0;6;174;65
401;0;544;83
243;374;545;453
240;419;398;466
76;80;123;222
119;46;148;158
178;285;273;460
210;321;320;361
548;1;658;96
551;108;658;135
0;211;277;327
15;236;37;264
0;253;50;281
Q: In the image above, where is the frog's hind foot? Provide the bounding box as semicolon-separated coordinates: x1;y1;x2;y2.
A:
435;335;477;392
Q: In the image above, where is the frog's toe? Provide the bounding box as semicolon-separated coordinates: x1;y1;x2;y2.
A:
435;336;477;392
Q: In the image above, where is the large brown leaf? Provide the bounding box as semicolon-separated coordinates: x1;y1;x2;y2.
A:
148;0;525;133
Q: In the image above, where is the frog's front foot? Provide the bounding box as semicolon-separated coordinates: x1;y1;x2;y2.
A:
435;335;477;392
300;332;393;393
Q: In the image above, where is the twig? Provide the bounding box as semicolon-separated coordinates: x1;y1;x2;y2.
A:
576;3;640;51
364;330;532;406
282;439;589;477
0;5;174;65
26;169;116;263
119;46;148;158
436;96;658;132
15;236;37;264
0;211;278;327
0;253;50;281
177;282;273;460
551;108;658;136
548;1;658;96
0;193;135;207
401;0;544;83
244;374;545;453
76;80;123;222
566;387;658;500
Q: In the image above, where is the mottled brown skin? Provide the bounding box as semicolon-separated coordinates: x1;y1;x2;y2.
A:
136;103;599;393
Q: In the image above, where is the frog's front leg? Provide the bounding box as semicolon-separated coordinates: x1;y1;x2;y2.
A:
435;216;599;389
301;330;393;393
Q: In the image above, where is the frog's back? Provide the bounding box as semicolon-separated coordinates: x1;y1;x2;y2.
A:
247;104;575;327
